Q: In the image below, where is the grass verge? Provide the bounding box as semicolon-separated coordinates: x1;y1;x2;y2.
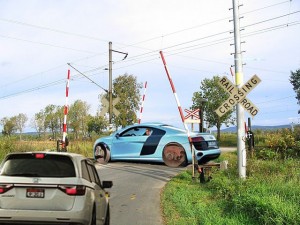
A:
161;152;300;225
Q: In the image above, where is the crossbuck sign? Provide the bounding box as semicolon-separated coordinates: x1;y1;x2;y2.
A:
184;109;200;124
215;75;261;117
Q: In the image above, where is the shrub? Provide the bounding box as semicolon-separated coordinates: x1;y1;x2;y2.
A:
255;129;299;160
0;137;17;160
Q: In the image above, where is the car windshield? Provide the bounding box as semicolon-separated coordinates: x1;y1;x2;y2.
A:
0;154;76;178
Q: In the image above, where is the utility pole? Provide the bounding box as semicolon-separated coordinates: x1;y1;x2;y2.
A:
232;0;246;179
108;42;113;124
107;42;128;125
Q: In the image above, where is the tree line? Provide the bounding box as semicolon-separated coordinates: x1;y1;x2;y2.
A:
1;69;299;141
0;74;141;140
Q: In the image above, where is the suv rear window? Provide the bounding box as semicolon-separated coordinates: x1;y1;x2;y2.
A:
0;154;76;178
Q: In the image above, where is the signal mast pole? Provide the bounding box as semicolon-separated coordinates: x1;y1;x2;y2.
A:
232;0;246;178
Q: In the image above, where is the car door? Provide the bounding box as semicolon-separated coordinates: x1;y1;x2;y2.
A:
139;128;166;157
85;161;107;224
111;126;148;159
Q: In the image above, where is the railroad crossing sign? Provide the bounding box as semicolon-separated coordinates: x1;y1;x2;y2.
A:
100;96;120;117
215;75;261;117
184;109;200;123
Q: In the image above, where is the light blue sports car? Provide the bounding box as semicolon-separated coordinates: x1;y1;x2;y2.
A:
93;123;221;167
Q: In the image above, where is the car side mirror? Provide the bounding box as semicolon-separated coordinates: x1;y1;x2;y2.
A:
115;133;120;139
102;180;113;189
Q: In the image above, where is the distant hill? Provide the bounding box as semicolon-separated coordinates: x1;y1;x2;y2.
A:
219;124;291;133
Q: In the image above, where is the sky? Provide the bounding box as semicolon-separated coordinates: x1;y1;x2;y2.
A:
0;0;300;132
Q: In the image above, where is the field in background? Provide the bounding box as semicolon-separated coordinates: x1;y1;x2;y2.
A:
1;126;299;161
0;137;94;160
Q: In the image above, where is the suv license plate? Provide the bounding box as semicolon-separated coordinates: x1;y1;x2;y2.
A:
26;188;45;198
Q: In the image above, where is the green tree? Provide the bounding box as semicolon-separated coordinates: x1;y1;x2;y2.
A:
15;113;28;140
87;113;108;135
31;110;47;138
290;69;300;114
56;105;64;136
192;76;235;140
68;100;90;139
1;117;17;136
44;104;61;139
111;74;142;128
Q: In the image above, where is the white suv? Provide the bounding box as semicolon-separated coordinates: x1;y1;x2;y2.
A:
0;152;113;225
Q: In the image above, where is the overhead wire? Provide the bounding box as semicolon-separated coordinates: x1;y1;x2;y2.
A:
0;1;298;100
102;0;291;51
2;17;297;100
112;18;300;70
0;1;294;69
0;65;108;100
0;34;99;54
108;10;300;68
0;18;109;43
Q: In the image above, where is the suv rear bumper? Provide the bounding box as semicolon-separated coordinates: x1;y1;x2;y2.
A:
0;208;91;225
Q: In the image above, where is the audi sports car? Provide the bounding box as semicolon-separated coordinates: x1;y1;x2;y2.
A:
93;123;221;167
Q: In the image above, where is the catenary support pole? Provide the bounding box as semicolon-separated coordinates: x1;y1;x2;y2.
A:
108;42;113;125
232;0;246;179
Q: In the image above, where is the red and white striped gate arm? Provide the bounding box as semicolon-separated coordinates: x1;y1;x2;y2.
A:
159;51;191;141
160;51;199;176
138;81;147;124
62;69;70;148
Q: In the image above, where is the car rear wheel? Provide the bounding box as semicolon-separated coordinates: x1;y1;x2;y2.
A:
163;144;187;167
94;145;111;164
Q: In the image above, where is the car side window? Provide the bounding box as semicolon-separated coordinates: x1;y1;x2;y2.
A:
121;127;150;137
81;160;91;182
91;165;101;185
86;164;96;183
121;128;138;137
143;128;152;136
86;163;101;186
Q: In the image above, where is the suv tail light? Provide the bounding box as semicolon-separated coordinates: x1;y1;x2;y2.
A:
0;184;14;194
58;185;86;196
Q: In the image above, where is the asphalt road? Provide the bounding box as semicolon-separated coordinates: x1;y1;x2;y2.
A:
95;148;234;225
96;162;184;225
